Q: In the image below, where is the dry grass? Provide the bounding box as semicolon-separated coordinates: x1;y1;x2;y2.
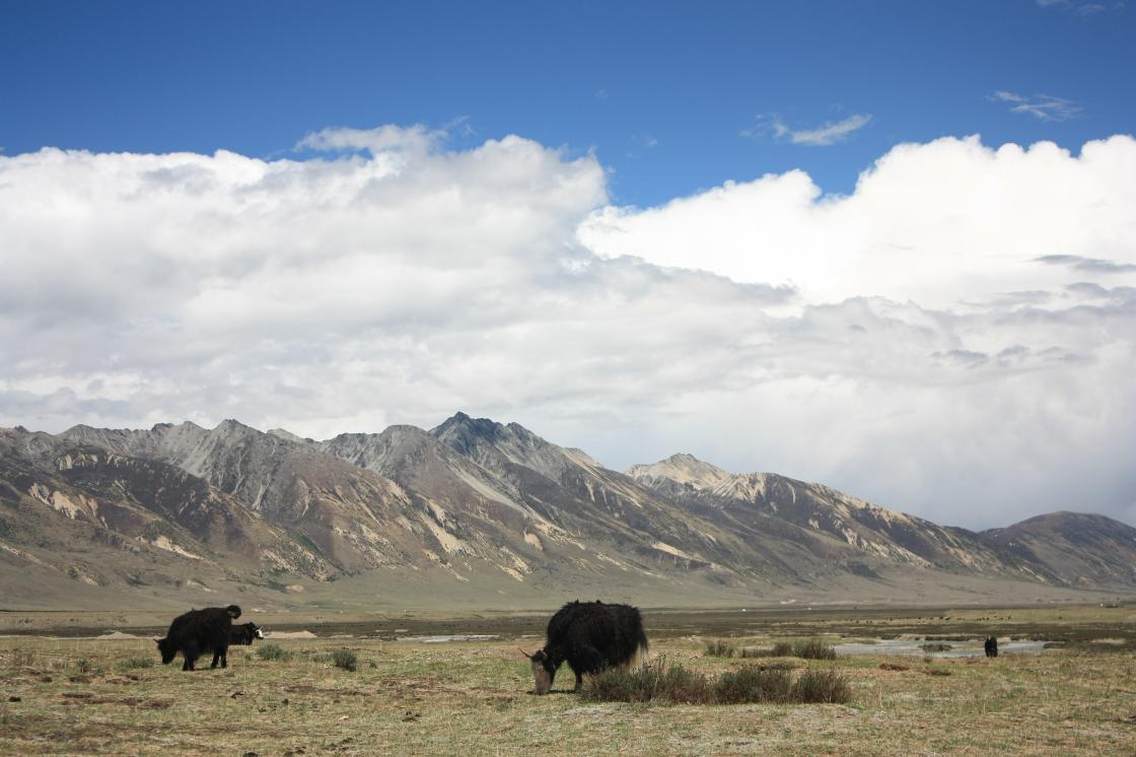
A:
1;612;1134;755
703;639;737;658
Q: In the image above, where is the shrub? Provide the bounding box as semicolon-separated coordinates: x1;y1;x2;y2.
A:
704;640;737;658
582;658;710;703
879;662;910;671
714;666;793;704
926;667;952;676
117;656;154;671
770;642;794;657
792;669;852;703
331;649;357;672
582;659;852;706
256;643;291;662
793;639;837;660
920;642;953;653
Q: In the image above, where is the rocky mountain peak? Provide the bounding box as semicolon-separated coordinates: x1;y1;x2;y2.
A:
627;452;734;491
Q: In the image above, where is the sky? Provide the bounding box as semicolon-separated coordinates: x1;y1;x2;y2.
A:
1;1;1135;529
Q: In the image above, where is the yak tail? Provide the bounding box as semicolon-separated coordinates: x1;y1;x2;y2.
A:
637;625;649;655
226;605;242;619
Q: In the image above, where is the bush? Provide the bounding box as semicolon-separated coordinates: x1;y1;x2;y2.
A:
117;656;154;671
582;658;709;703
331;649;357;672
793;639;837;660
256;643;291;662
582;659;852;706
920;642;953;653
704;640;737;658
714;666;792;704
770;642;794;657
925;667;952;676
792;669;852;703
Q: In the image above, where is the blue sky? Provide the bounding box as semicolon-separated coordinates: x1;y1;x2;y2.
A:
2;0;1133;205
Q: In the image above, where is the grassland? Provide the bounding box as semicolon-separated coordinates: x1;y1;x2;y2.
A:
1;605;1134;755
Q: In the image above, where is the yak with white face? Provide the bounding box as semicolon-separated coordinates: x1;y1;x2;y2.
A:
522;600;648;694
229;622;265;645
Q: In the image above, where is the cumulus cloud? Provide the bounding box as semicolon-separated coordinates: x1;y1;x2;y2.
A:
1;128;1135;528
743;113;872;146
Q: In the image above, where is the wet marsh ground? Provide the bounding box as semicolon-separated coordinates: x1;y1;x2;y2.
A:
1;604;1134;754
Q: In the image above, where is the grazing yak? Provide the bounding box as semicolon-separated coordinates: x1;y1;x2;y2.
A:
230;622;265;646
984;636;999;658
156;604;242;671
522;600;648;695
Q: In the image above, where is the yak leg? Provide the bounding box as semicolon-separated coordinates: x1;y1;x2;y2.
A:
220;642;229;669
573;645;604;692
210;649;221;668
182;641;199;671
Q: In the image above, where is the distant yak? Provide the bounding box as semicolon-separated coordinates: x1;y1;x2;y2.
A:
229;622;265;646
984;636;999;658
156;604;242;671
522;600;648;694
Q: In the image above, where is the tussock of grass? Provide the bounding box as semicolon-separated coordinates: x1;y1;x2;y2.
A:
771;642;794;657
714;666;793;703
331;649;357;672
703;639;736;658
256;643;291;662
921;642;953;653
792;669;852;703
582;658;711;703
116;656;154;671
581;658;851;705
793;639;837;660
926;667;952;676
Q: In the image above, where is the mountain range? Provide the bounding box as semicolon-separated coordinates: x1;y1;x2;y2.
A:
2;412;1134;611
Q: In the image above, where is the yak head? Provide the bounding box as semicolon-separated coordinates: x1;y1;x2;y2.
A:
155;637;177;665
253;623;265;640
522;648;557;695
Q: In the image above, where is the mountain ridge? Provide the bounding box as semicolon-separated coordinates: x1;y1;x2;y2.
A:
2;415;1134;610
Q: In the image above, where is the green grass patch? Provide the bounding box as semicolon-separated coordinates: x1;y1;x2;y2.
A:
115;656;154;671
793;639;837;660
256;643;292;662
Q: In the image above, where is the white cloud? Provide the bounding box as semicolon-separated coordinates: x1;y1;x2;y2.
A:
2;128;1135;528
991;91;1081;121
1036;0;1114;14
743;113;872;146
579;135;1136;308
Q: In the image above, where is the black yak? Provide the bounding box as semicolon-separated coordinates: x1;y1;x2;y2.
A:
229;622;265;646
156;604;241;671
984;636;998;658
522;600;648;694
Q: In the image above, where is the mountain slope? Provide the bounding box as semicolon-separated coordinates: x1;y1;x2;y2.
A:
627;453;1136;588
1;416;1134;609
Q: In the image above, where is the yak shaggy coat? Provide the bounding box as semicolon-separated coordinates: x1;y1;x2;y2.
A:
156;604;242;671
229;622;265;645
527;600;648;694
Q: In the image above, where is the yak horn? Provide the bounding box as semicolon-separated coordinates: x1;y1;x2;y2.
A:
518;647;534;660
